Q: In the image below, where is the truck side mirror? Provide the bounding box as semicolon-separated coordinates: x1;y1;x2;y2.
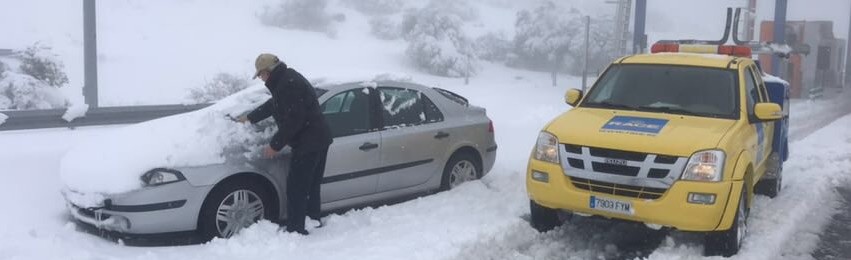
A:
754;103;782;121
565;89;583;107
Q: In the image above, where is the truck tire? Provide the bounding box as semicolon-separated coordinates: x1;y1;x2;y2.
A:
530;200;561;232
704;186;748;257
755;152;782;198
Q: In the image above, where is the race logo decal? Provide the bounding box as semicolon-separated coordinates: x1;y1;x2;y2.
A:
601;116;669;136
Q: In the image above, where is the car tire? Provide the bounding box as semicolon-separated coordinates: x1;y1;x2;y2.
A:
198;179;274;241
755;153;782;198
704;185;748;257
530;200;561;233
439;151;481;191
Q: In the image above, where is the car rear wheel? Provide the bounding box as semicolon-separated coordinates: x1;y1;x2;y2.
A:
199;180;273;240
755;152;782;198
530;200;562;232
704;185;748;257
440;152;481;191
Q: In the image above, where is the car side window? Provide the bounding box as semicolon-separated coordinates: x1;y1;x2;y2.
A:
744;67;760;116
321;90;372;137
750;66;769;103
378;87;439;128
422;95;444;123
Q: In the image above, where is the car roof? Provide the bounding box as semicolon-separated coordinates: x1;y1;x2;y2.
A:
619;53;746;69
319;80;433;92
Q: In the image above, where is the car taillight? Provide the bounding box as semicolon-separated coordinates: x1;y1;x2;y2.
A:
488;120;494;133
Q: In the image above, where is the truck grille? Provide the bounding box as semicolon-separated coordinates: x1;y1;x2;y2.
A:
570;177;667;199
560;144;688;199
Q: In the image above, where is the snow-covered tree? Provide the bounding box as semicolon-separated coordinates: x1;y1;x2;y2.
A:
259;0;343;36
0;72;66;110
564;16;619;75
188;73;251;104
19;43;69;88
342;0;406;16
512;1;583;86
475;32;512;62
369;17;401;40
402;1;479;78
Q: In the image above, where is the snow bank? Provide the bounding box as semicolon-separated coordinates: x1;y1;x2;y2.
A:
0;112;7;126
61;103;88;122
59;85;273;194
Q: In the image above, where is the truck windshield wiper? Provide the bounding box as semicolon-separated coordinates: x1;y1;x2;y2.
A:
586;101;638;111
637;106;702;117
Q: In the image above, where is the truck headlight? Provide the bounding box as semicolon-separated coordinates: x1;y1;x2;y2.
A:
534;131;560;164
681;150;725;182
141;168;186;186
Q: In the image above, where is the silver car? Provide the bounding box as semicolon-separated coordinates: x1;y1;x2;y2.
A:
63;81;497;241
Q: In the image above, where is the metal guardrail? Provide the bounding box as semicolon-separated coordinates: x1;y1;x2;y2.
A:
0;104;209;131
809;87;825;100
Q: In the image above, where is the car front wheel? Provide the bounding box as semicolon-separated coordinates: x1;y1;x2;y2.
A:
199;180;273;240
704;185;748;257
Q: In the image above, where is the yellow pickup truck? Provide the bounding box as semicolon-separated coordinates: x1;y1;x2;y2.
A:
526;43;787;257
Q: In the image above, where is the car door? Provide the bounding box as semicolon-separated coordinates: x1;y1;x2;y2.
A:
375;87;451;192
749;66;774;170
319;88;381;203
743;66;770;172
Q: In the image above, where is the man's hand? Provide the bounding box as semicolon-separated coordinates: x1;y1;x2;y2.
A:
238;116;250;124
263;145;279;158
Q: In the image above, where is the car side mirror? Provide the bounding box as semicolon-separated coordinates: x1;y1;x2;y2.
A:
565;89;583;107
754;103;782;121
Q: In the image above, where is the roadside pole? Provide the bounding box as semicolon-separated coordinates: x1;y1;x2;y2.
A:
84;0;98;108
582;16;591;92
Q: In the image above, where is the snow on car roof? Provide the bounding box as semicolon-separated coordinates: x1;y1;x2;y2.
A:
763;74;789;85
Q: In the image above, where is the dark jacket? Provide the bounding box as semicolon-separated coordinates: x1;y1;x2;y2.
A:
247;64;332;153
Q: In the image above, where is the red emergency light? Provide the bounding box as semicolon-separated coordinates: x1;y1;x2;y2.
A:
650;42;752;58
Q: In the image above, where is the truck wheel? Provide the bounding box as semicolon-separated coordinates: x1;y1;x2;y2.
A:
755;153;782;198
530;200;562;232
704;186;748;257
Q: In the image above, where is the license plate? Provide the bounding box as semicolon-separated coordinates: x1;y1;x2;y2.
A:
589;195;634;215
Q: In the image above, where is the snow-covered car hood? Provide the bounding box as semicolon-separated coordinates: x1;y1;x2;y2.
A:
60;85;275;195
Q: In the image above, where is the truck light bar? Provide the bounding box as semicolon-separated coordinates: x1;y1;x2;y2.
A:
650;42;752;58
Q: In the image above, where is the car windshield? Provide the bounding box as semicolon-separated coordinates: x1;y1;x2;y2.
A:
581;64;739;119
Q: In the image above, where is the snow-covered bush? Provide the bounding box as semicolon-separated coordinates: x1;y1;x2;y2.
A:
188;73;251;104
369;17;401;40
475;32;512;62
259;0;339;35
19;43;69;88
0;72;66;110
342;0;405;16
511;1;583;81
401;1;479;78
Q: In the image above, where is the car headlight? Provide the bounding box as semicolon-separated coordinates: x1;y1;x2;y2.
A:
681;150;725;182
534;131;560;164
141;168;186;186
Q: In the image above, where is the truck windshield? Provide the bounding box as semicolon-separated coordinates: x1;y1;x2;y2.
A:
581;64;739;119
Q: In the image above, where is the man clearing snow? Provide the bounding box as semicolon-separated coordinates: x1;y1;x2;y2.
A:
240;53;333;235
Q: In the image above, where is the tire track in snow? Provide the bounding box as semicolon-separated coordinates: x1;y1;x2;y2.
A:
448;98;851;260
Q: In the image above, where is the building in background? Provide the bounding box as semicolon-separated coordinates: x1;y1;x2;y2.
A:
760;21;846;98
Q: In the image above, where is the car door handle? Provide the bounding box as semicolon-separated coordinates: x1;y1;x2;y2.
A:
434;131;450;139
359;142;379;151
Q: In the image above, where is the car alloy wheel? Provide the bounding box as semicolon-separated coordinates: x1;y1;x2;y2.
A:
449;160;478;188
215;189;265;238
